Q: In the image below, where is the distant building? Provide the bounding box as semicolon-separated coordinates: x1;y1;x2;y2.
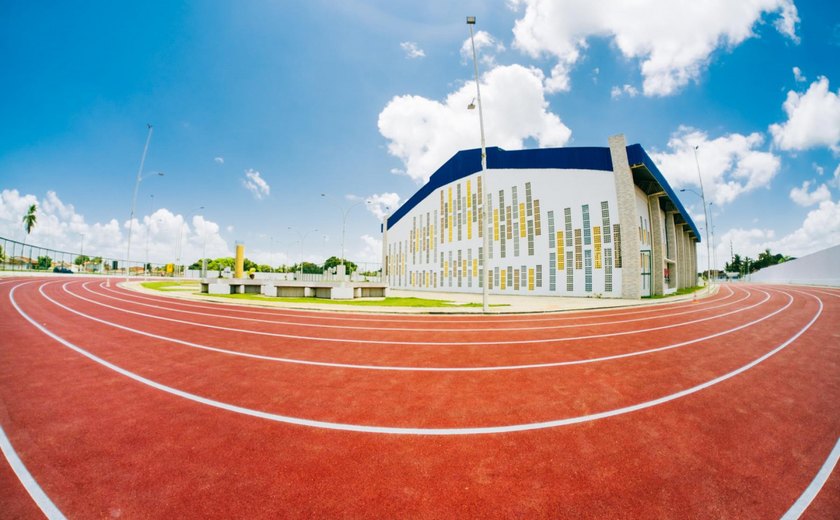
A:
382;134;700;298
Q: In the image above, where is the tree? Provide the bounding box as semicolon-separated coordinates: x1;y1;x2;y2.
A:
74;255;90;266
323;256;357;274
291;261;322;274
21;203;37;267
36;255;52;270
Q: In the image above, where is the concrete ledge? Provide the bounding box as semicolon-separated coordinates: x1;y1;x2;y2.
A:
201;279;388;300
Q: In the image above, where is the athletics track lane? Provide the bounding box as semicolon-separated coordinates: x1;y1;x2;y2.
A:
23;281;805;427
1;279;838;518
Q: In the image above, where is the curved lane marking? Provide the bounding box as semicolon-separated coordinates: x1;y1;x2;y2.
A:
0;281;67;519
9;283;823;435
781;436;840;519
99;279;734;324
41;283;792;371
85;282;746;332
61;283;770;346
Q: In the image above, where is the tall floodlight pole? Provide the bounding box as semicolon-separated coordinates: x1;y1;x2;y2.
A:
80;233;85;273
126;124;155;278
693;146;712;289
467;15;490;313
708;202;716;281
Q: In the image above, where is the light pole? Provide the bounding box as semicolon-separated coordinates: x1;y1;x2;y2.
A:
288;227;318;279
320;194;372;273
679;186;711;286
691;145;712;289
126;124;159;278
196;207;208;278
79;233;85;274
708;202;716;281
467;15;490;312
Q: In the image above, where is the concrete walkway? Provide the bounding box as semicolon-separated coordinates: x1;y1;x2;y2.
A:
124;279;714;314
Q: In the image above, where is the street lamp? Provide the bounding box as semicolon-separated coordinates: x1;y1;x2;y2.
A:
126;124;160;278
320;194;371;279
708;202;716;281
467;15;490;312
288;227;318;279
79;233;85;274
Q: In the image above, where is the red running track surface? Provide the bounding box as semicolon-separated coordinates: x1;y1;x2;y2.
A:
1;277;838;518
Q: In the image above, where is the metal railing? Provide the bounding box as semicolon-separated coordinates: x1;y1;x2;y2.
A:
1;235;382;281
0;236;170;276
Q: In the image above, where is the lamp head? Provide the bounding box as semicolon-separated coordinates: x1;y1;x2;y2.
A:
466;16;476;24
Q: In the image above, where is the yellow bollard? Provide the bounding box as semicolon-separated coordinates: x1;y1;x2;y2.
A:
234;242;244;279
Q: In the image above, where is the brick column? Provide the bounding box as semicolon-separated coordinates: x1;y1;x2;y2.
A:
609;134;641;299
648;195;665;296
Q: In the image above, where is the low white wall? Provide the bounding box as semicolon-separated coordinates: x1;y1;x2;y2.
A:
750;244;840;287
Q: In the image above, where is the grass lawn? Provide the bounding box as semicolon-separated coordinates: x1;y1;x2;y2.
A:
642;285;705;299
141;281;507;308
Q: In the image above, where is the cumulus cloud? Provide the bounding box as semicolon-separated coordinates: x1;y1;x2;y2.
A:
365;192;401;220
461;30;506;67
610;84;640;99
378;64;571;184
769;76;840;152
354;233;383;264
789;181;831;207
793;66;806;83
0;188;229;266
832;164;840;189
510;0;799;96
719;200;840;262
214;156;224;164
242;169;270;199
650;126;781;206
400;41;425;59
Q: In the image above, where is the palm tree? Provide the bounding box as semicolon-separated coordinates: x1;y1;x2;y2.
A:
22;204;37;268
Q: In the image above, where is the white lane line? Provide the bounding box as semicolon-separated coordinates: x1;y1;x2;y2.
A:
43;283;792;371
61;283;771;346
781;437;840;519
84;282;749;332
99;280;735;324
814;289;840;299
10;284;822;435
0;282;67;519
0;423;66;519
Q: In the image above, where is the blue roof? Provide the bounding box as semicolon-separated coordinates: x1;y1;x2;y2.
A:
386;144;699;242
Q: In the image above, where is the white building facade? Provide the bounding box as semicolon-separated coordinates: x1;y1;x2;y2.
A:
383;134;700;299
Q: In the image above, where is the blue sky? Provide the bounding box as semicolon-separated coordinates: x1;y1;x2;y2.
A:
1;0;839;270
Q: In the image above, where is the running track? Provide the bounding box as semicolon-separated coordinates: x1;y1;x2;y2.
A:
1;278;838;518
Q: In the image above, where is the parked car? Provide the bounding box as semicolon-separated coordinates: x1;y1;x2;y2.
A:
53;266;73;274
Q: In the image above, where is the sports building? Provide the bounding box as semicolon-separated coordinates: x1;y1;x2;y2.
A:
382;134;700;299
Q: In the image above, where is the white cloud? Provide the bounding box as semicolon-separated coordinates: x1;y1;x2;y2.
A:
650;126;781;206
720;200;840;262
769;76;840;152
365;192;401;220
789;180;831;206
400;41;425;59
378;64;571;184
510;0;799;96
610;84;639;99
0;189;230;265
461;30;506;68
832;164;840;189
793;66;806;83
242;169;270;199
354;233;382;265
214;156;224;164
